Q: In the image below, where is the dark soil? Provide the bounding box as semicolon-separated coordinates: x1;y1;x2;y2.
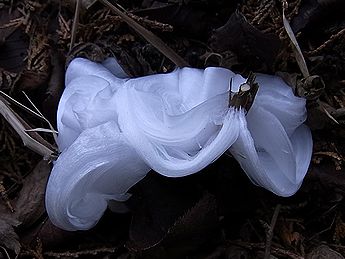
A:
0;0;345;258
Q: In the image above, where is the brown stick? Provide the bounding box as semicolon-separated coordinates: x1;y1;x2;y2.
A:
228;241;304;259
264;204;281;259
98;0;189;68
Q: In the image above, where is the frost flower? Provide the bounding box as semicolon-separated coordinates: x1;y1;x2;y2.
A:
45;58;312;231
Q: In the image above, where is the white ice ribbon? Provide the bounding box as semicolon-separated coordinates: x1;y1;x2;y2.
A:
45;58;312;231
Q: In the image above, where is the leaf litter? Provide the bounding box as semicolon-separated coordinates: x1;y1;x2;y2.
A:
0;0;345;258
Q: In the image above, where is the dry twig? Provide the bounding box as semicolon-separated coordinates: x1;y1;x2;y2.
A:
306;27;345;56
44;247;117;258
264;204;281;259
228;241;304;259
98;0;189;67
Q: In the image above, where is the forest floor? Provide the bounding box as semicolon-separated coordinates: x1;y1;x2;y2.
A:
0;0;345;258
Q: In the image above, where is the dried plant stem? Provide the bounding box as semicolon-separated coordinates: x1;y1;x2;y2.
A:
98;0;189;67
282;0;309;78
70;0;81;51
0;246;10;259
306;28;345;56
0;96;57;160
264;204;281;259
228;241;303;259
127;12;173;32
45;247;117;257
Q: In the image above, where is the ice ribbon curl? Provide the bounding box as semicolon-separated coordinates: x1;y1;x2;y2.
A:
45;58;312;231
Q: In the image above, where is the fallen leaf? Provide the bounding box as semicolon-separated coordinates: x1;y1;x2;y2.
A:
36;219;82;249
17;70;51;91
0;215;21;255
333;213;345;243
14;160;50;228
42;51;65;123
128;173;202;251
296;75;325;100
306;245;344;259
291;0;345;32
210;11;281;68
307;163;345;195
162;192;221;254
0;9;28;74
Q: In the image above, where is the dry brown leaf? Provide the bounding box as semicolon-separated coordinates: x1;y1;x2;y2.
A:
128;173;202;252
276;220;304;248
306;245;344;259
14;160;50;228
0;160;50;255
42;51;65;123
333;214;345;243
210;11;281;68
0;215;21;255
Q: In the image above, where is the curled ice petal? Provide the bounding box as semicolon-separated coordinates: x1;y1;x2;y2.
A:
290;125;313;183
45;121;150;230
119;94;242;177
115;68;241;177
58;59;126;151
254;74;307;136
65;57;124;87
230;75;312;196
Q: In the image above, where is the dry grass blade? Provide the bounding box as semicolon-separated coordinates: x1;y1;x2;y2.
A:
0;91;43;120
0;96;57;161
22;91;58;145
70;0;81;51
98;0;189;68
25;128;59;134
322;104;339;125
282;1;309;78
0;246;11;259
0;91;58;145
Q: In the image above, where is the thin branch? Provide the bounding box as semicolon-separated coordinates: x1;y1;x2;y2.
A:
45;247;117;257
264;204;281;259
228;241;304;259
98;0;189;67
